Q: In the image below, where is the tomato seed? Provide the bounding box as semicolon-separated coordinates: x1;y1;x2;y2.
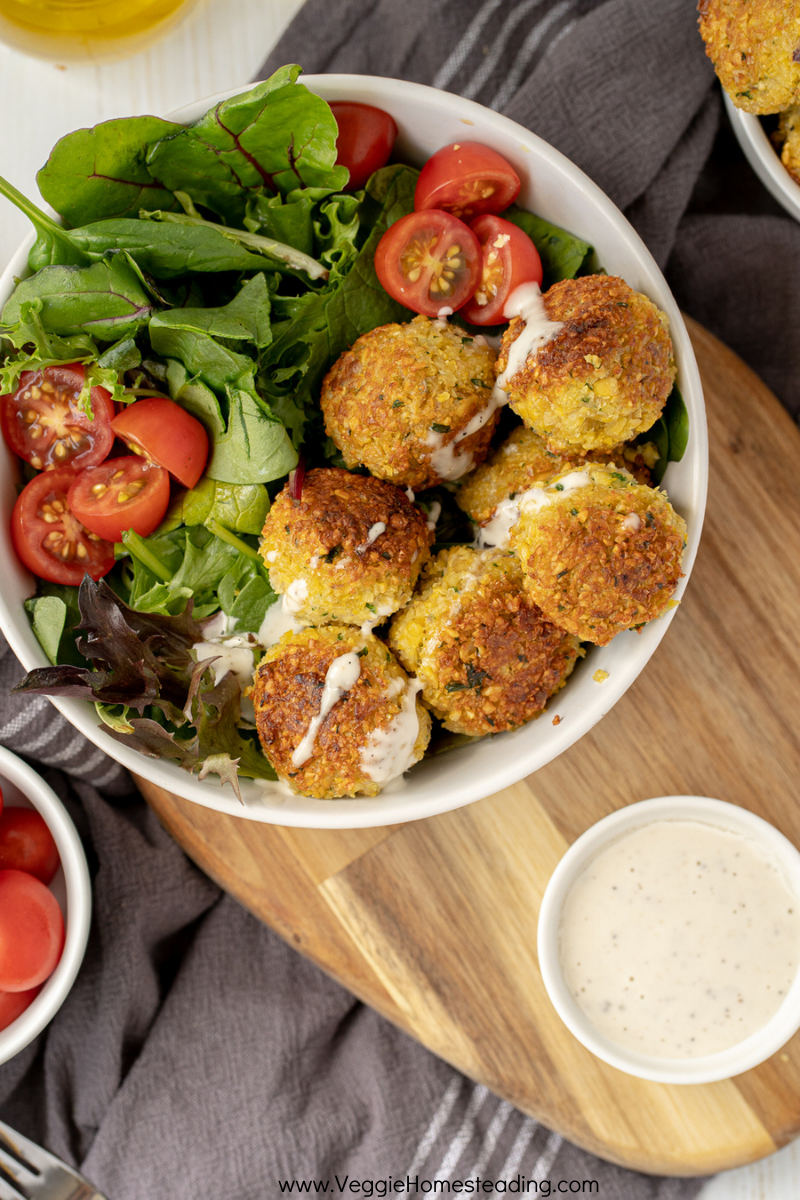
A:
41;381;54;393
76;544;87;560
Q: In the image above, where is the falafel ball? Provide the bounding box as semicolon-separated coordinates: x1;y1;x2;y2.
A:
779;105;800;184
389;545;582;736
260;467;433;627
321;315;499;490
496;275;675;456
698;0;800;114
507;463;687;646
252;626;431;799
457;424;658;527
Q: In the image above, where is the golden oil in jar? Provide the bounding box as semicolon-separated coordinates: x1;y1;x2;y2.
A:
0;0;200;62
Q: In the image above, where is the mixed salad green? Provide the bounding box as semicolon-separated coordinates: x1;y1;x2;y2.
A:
0;66;683;798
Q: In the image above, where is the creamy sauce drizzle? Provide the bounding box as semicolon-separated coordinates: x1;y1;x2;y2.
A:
257;599;305;648
360;678;422;783
426;500;442;532
281;578;308;614
559;820;800;1059
291;651;362;768
497;282;564;388
357;521;386;554
192;638;254;689
476;471;592;549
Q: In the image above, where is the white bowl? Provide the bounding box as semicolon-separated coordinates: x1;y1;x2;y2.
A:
0;76;708;829
0;745;91;1064
724;93;800;224
537;796;800;1084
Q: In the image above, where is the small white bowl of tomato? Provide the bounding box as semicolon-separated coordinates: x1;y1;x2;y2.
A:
0;744;91;1063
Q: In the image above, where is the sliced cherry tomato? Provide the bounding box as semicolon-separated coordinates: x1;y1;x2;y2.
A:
331;102;398;191
415;142;521;221
68;455;170;543
111;399;208;489
0;870;64;992
460;214;544;325
0;808;60;885
0;364;115;472
0;986;41;1032
11;467;115;585
375;210;481;316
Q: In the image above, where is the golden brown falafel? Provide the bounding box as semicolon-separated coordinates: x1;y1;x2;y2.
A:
321;315;498;490
260;467;432;627
495;275;675;456
389;546;582;736
457;424;657;527
698;0;800;114
252;626;431;799
508;464;687;646
779;105;800;183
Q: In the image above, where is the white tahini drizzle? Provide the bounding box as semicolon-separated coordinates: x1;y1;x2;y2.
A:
356;521;386;554
476;470;593;549
281;578;308;614
291;652;362;768
496;282;564;389
193;638;254;689
426;500;442;532
360;678;423;784
257;599;305;648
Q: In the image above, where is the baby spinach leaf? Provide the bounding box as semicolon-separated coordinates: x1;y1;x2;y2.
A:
146;66;348;225
175;477;270;535
29;216;283;278
97;335;141;373
210;386;296;485
149;272;272;349
0;173;88;267
149;320;256;392
36;115;183;225
218;573;276;632
502;205;593;286
1;251;159;341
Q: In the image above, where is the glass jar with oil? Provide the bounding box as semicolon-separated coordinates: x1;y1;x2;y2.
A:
0;0;200;62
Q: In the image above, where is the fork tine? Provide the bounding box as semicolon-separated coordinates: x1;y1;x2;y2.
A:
0;1122;107;1200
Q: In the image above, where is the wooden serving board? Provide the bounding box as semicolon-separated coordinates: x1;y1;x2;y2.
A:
137;317;800;1177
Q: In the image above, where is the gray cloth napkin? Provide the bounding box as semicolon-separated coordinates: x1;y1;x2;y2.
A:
2;0;797;1194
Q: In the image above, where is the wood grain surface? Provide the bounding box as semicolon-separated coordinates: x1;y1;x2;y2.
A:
137;317;800;1177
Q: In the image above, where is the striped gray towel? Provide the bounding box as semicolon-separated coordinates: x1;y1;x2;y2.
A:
4;0;798;1195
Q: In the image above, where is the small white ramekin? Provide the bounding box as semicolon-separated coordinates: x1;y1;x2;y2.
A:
0;745;92;1064
537;795;800;1085
724;94;800;225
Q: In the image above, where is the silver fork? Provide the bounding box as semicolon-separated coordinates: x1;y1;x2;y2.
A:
0;1120;107;1200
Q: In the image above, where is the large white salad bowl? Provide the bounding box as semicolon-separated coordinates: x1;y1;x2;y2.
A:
0;75;707;828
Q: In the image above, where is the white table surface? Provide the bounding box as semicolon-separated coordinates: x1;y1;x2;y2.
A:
0;4;797;1195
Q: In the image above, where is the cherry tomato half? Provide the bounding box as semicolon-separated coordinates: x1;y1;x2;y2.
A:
460;214;543;325
374;210;481;317
0;870;64;992
415;142;521;221
0;364;115;472
0;808;60;885
0;986;41;1033
68;456;170;543
111;399;208;489
11;467;115;585
331;102;398;191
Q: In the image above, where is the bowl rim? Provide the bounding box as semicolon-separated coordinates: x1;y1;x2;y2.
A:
0;73;708;828
724;94;800;225
0;745;91;1063
537;795;800;1084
